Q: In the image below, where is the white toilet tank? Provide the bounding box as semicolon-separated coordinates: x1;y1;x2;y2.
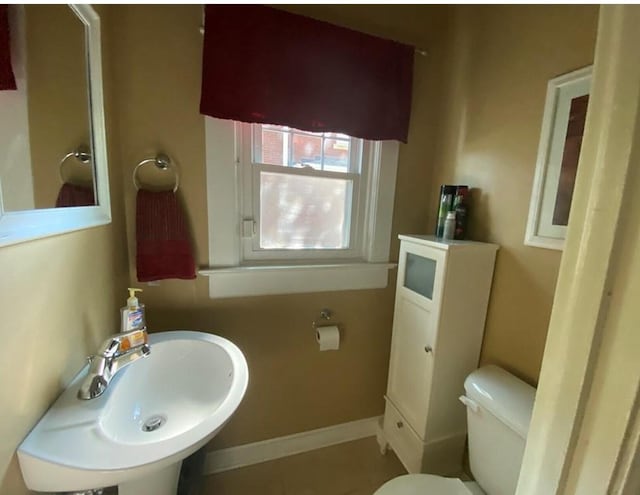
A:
463;366;536;495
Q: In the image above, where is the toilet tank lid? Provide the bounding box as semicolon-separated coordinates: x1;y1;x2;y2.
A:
464;365;536;438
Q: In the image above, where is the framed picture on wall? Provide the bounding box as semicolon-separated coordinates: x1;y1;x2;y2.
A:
525;66;592;250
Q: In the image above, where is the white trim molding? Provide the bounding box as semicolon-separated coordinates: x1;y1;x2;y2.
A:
204;416;381;475
202;117;399;298
199;262;395;299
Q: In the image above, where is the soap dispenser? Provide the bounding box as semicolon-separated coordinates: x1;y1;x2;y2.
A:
121;288;146;333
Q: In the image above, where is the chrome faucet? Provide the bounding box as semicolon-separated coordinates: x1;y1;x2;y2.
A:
77;329;151;400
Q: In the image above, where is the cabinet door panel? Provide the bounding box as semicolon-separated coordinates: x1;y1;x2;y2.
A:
387;297;434;437
404;252;437;299
397;244;447;311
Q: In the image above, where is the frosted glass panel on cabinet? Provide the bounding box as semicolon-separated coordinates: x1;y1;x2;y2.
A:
404;253;436;299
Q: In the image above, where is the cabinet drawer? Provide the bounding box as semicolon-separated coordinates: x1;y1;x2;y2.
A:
383;398;424;474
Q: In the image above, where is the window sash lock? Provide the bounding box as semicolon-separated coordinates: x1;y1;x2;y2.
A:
242;219;256;238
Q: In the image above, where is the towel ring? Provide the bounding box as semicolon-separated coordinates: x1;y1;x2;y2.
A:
133;153;179;193
59;146;92;183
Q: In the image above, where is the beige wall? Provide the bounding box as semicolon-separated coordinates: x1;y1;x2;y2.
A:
109;4;450;450
430;5;599;384
0;6;129;493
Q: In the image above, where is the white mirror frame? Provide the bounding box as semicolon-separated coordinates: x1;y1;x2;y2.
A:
0;4;110;248
525;66;592;251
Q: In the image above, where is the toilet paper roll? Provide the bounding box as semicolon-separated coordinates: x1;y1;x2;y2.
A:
316;325;340;351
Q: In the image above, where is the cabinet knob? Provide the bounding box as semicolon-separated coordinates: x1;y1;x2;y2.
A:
424;346;433;354
396;421;404;428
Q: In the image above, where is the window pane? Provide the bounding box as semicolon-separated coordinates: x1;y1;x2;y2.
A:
259;171;352;249
323;138;350;172
261;129;286;166
253;124;353;173
292;132;322;170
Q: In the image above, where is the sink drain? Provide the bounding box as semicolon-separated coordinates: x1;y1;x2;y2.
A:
142;415;166;432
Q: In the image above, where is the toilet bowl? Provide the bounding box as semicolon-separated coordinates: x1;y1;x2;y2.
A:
374;366;536;495
375;474;485;495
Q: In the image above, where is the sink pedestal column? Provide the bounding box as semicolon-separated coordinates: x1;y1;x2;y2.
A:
118;461;182;495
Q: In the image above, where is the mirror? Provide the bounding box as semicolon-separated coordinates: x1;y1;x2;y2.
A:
1;5;93;211
0;4;110;246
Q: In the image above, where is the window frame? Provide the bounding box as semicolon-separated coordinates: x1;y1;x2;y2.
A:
201;117;399;298
239;123;369;261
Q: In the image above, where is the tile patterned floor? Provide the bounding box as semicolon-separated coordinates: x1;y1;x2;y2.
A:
203;437;407;495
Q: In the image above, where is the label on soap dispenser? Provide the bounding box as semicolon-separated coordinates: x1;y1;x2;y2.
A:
127;308;145;331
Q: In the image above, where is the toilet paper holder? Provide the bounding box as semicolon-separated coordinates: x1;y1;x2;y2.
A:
312;308;332;329
313;309;341;351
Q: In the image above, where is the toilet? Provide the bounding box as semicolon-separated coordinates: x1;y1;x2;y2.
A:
375;365;536;495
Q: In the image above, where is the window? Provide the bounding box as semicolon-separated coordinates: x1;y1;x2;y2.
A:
241;124;366;260
201;117;399;298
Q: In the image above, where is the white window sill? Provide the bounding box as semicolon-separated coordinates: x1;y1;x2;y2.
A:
199;262;396;298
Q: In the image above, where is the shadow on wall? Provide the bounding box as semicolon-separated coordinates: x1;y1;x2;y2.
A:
467;188;488;241
480;246;557;387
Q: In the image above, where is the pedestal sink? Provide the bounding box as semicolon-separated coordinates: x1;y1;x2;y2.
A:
17;330;249;495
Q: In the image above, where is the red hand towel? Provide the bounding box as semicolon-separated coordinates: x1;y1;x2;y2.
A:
0;5;16;91
136;189;196;282
55;183;95;208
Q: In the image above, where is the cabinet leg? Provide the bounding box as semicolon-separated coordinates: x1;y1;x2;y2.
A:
376;429;389;456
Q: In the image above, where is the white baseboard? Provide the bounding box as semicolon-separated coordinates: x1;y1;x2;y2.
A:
204;416;382;474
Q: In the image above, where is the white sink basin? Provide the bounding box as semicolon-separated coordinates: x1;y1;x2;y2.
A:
18;330;248;494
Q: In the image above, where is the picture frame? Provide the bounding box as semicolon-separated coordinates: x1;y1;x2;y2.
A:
525;66;592;250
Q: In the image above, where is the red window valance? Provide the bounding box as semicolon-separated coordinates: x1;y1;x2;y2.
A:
200;6;414;143
0;5;16;91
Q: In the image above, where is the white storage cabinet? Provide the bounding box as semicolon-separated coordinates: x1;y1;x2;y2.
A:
378;235;498;475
